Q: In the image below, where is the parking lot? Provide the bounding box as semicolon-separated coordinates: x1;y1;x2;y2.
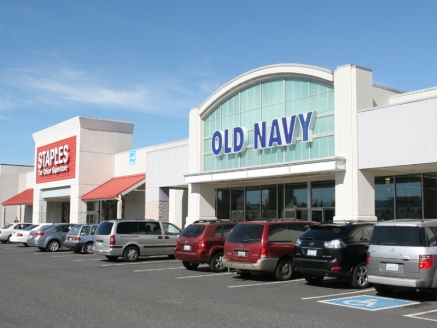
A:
1;243;436;328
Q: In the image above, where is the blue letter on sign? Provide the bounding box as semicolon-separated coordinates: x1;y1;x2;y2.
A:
298;111;316;142
268;119;282;147
233;127;248;153
254;121;267;150
212;131;224;156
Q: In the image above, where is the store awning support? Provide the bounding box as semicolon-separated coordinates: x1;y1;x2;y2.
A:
116;194;123;219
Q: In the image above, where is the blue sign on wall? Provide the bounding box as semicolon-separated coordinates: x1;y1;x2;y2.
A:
319;295;419;311
129;150;136;166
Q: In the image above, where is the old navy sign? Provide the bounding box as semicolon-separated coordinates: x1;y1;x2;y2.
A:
211;111;316;156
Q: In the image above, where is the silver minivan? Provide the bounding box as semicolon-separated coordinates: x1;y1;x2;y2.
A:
367;219;437;296
93;219;182;262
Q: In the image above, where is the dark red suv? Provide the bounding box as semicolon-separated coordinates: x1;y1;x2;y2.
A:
174;220;238;272
223;220;316;280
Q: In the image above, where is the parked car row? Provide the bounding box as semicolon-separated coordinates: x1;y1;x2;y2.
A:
2;217;436;297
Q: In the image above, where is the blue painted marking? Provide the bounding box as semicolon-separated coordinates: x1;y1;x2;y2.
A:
319;295;419;311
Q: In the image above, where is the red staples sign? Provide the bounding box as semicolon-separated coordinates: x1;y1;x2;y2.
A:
36;136;76;183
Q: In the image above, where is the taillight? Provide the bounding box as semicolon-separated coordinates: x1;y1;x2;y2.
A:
198;239;206;251
34;232;44;237
0;230;2;234
419;255;434;270
260;246;270;258
366;252;370;265
17;233;23;237
331;266;343;271
73;237;81;241
110;235;115;246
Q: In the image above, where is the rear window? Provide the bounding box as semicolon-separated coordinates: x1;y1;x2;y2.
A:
40;225;55;231
2;224;13;229
95;222;114;235
69;225;82;235
371;226;425;247
299;225;353;241
23;224;38;231
180;225;205;237
227;224;264;243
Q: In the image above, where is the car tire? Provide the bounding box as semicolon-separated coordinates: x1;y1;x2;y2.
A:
74;249;81;253
38;247;47;252
47;240;60;252
182;261;199;270
209;252;225;272
123;246;139;262
374;284;394;295
304;273;324;285
351;262;369;289
6;235;11;243
84;242;93;254
105;256;118;261
274;258;294;281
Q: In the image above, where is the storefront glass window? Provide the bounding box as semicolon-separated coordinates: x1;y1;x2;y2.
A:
396;175;422;219
245;186;260;221
424;173;437;218
261;185;277;219
375;176;394;220
231;187;245;222
311;181;335;207
216;189;230;221
285;183;307;208
101;200;117;220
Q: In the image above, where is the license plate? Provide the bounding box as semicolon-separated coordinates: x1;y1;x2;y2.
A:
29;235;33;239
238;251;246;257
97;242;102;247
69;237;72;241
307;249;317;256
183;245;191;251
386;263;399;271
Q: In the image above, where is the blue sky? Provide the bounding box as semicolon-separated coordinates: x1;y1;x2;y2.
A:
1;1;437;165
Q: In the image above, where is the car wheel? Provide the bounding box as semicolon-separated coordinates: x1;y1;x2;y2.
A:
123;246;139;262
6;235;11;243
209;252;225;272
38;247;47;252
182;261;199;270
274;258;294;281
351;262;369;289
105;256;118;261
304;273;324;285
23;243;28;247
374;284;394;295
84;242;93;254
47;240;60;252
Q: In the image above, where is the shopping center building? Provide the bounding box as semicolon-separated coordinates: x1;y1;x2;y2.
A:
2;63;437;227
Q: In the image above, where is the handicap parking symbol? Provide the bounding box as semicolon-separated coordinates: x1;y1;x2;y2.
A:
319;295;419;311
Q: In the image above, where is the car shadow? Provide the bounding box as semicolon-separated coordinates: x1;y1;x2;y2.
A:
229;271;304;281
375;287;437;303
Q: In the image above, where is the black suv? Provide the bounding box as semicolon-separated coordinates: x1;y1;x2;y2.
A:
174;220;238;272
294;222;374;288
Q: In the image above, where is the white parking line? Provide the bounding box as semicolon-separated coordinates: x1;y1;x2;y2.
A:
228;278;305;288
18;249;38;252
404;309;437;322
301;289;372;300
101;260;177;267
176;272;233;279
134;267;185;272
74;258;103;262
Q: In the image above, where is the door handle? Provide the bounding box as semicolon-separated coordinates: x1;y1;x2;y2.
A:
165;236;169;239
158;236;163;239
402;256;410;261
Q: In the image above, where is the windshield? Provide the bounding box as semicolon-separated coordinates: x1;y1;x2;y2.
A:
226;224;264;243
180;225;205;237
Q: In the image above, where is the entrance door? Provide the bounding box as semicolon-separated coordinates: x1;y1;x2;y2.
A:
62;202;70;223
311;209;335;223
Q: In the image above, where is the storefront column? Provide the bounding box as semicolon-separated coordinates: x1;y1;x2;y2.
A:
145;187;169;221
116;195;123;219
1;206;5;227
333;64;377;222
186;183;215;226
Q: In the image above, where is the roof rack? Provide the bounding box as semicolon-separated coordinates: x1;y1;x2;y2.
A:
192;219;231;224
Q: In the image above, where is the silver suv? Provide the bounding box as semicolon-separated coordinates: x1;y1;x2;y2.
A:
367;219;437;297
93;219;182;262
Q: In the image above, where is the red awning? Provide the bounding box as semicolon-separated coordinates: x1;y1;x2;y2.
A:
81;174;146;201
2;188;34;206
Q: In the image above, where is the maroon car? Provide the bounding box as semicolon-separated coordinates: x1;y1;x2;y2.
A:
223;220;316;280
174;220;238;272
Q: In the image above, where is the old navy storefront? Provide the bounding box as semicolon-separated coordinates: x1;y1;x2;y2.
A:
185;64;437;225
